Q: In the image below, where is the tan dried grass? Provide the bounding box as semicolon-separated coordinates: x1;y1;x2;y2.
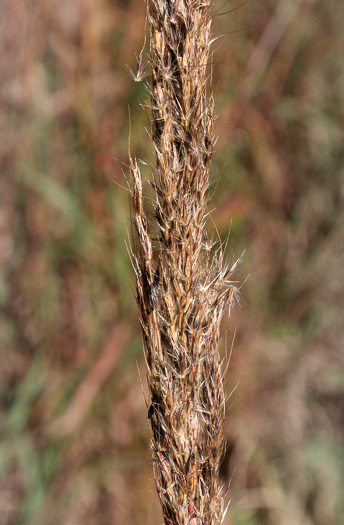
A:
129;1;238;523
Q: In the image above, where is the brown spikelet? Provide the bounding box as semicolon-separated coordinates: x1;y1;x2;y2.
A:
129;1;238;523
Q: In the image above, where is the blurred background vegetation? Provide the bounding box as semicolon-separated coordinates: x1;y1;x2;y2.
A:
1;0;343;524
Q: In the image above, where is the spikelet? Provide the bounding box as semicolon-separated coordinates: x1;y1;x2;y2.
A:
129;1;237;523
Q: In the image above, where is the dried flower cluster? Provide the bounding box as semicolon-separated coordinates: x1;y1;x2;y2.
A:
129;1;237;523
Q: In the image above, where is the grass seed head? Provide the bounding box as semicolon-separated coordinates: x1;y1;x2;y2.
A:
129;1;238;523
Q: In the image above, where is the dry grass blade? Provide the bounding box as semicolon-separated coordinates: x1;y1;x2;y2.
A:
129;1;238;523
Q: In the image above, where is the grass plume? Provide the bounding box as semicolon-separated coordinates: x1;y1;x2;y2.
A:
129;1;238;523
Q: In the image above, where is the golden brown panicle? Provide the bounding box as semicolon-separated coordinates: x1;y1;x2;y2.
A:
129;1;238;523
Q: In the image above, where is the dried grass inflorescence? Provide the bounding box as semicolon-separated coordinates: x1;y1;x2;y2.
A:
129;1;237;523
